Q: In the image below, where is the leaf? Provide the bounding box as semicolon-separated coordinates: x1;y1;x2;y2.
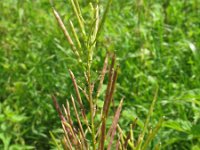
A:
190;124;200;137
163;120;192;133
0;133;11;150
9;144;34;150
192;145;200;150
97;100;104;108
50;131;62;150
189;42;196;54
0;114;5;122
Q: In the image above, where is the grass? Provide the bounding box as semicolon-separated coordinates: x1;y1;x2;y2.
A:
0;0;200;149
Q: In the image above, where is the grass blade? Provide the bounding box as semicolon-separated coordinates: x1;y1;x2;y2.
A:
141;117;164;150
99;55;116;150
61;137;71;150
107;98;124;150
71;95;87;147
136;86;159;150
69;70;87;122
69;20;82;50
52;8;82;63
70;0;86;36
52;95;65;122
62;104;75;134
49;131;62;150
96;53;108;99
95;0;113;41
115;136;121;150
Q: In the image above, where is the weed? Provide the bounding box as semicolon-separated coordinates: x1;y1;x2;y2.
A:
51;0;163;149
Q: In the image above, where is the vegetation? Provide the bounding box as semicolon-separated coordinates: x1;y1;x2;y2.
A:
0;0;199;149
51;0;163;149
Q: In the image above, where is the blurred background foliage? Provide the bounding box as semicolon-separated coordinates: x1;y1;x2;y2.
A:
0;0;200;149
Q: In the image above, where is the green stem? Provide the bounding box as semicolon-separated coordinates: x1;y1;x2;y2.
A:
87;46;96;150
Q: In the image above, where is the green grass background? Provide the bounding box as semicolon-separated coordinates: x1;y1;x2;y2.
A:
0;0;200;149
